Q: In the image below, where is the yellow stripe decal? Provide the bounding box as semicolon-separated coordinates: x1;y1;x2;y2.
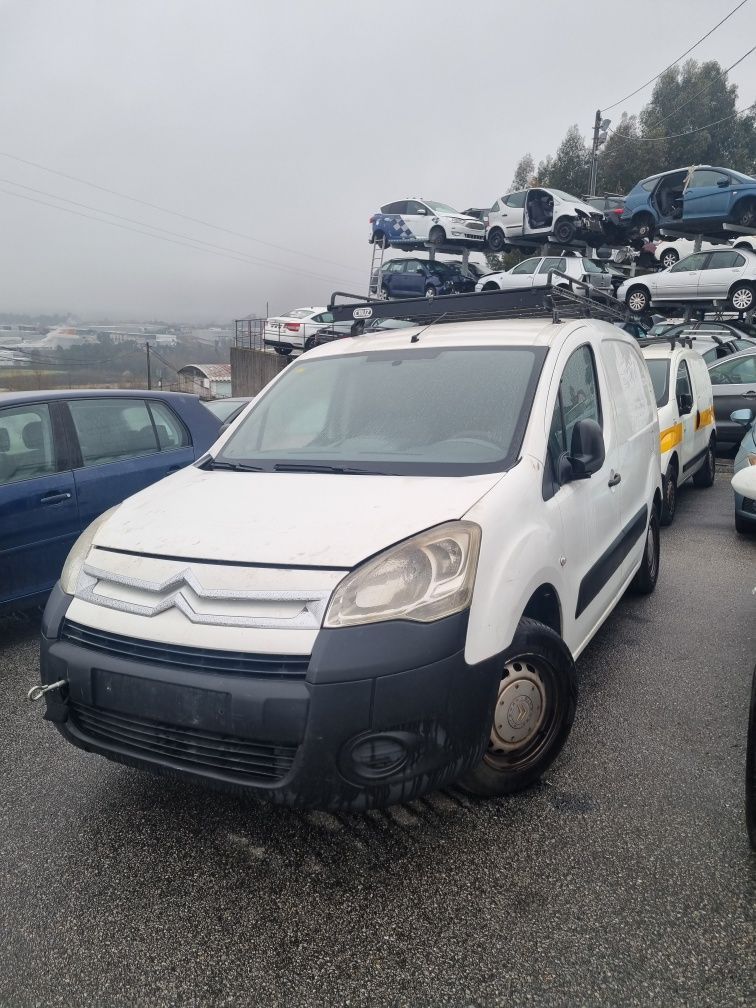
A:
696;405;715;430
660;423;683;454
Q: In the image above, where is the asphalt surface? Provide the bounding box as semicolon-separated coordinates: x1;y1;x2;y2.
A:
1;466;754;1008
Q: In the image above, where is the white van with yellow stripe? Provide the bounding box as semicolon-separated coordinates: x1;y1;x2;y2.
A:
642;341;716;524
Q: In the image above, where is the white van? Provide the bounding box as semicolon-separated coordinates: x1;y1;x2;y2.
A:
36;297;662;809
642;340;716;524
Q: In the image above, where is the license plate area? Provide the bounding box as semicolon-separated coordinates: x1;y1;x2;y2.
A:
92;669;230;731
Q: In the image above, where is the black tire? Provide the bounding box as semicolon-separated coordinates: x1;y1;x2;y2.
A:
380;284;391;300
626;285;651;314
630;509;660;595
733;198;756;229
660;464;677;525
459;617;577;798
553;217;575;243
429;225;446;247
633;213;655;240
487;227;505;252
660;248;679;269
274;346;293;357
303;337;316;352
728;282;755;313
735;512;755;535
747;664;756;850
692;436;716;488
482;281;500;292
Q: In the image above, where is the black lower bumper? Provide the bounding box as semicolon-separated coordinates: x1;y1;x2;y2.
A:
39;586;502;809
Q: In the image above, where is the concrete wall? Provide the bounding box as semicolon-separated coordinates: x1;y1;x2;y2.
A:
230;347;288;396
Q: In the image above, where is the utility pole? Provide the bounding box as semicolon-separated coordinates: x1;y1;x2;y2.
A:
145;340;151;390
589;110;611;197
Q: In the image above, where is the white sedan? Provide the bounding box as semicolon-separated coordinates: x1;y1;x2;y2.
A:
263;306;333;355
476;254;611;293
618;247;756;314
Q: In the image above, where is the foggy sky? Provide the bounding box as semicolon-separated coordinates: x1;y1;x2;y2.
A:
0;0;755;322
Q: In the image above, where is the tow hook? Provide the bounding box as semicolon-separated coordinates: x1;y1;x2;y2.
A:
27;680;67;702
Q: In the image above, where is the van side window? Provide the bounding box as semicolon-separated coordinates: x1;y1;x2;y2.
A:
0;403;59;485
676;361;692;403
544;345;601;497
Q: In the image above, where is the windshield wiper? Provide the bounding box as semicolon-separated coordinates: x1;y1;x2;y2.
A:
201;458;264;472
273;463;384;475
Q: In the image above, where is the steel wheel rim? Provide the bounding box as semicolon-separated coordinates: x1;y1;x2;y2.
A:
732;288;753;310
484;657;558;772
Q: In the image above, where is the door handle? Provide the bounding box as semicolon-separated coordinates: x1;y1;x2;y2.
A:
40;491;72;506
608;471;622;488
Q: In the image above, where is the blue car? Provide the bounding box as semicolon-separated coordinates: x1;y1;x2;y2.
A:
371;258;477;299
621;165;756;240
0;389;221;613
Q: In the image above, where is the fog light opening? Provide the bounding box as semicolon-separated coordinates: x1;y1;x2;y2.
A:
347;733;410;780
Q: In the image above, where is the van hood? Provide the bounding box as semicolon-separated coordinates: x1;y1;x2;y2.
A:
94;465;504;568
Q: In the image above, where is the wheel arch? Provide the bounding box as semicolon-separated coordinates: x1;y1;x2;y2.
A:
731;193;756;219
521;584;562;637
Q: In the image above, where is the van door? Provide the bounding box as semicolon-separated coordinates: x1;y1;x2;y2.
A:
673;360;696;474
65;397;193;531
0;401;79;608
687;353;715;464
598;338;658;582
545;341;622;646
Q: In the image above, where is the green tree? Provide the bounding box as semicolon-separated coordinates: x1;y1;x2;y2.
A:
511;153;535;190
537;125;590;196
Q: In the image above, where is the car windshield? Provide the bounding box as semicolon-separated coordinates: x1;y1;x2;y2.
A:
204;398;250;421
645;359;670;407
424;201;459;215
217;346;546;476
551;190;580;202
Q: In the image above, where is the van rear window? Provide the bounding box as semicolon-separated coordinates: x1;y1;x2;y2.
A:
645;359;670;407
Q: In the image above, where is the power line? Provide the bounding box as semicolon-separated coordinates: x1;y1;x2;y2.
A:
0;149;360;274
0;186;357;289
607;104;754;148
0;176;362;284
601;0;751;112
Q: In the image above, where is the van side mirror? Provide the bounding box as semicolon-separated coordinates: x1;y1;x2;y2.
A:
731;407;754;425
558;418;605;483
677;392;693;415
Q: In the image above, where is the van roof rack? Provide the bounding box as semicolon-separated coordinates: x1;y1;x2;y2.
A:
638;335;694;350
327;272;634;335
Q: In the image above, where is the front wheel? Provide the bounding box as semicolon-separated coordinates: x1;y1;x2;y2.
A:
626;285;651;314
734;198;756;229
728;282;754;313
460;618;577;797
553;217;575;243
429;225;446;247
693;437;716;487
487;227;505;252
630;509;660;595
274;346;293;357
482;281;500;292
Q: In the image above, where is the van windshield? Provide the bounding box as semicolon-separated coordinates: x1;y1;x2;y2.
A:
645;359;670;407
217;346;546;476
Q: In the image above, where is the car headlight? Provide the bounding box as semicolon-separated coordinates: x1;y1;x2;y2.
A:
746;454;756;466
324;521;481;628
60;506;119;595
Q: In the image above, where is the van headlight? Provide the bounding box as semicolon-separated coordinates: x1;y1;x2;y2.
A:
60;507;119;595
324;521;481;628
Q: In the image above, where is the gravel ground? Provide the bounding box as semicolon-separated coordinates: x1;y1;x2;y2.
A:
0;465;754;1008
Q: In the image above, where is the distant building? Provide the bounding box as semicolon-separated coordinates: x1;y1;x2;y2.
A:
177;363;232;400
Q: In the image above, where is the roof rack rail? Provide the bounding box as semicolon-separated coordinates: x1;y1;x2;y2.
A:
637;335;694;350
327;272;637;336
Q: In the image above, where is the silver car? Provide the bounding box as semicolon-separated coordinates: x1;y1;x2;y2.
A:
476;254;612;294
618;247;756;313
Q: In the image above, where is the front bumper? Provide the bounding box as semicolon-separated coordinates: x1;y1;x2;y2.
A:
39;585;502;809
